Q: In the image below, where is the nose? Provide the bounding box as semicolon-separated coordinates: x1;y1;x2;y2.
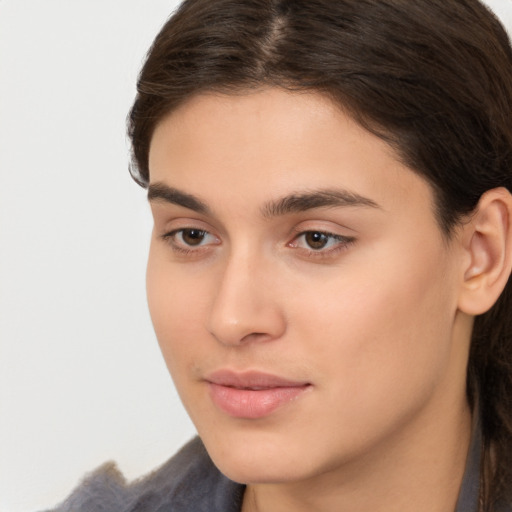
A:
206;250;287;346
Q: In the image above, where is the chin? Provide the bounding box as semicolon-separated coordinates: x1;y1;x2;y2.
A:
198;426;325;485
213;452;311;485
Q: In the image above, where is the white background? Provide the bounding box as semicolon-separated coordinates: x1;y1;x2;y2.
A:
1;1;511;511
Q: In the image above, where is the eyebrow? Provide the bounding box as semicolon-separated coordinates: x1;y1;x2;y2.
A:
148;183;210;215
147;182;380;217
261;189;381;218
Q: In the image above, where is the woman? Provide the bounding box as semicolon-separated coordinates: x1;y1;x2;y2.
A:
52;0;512;511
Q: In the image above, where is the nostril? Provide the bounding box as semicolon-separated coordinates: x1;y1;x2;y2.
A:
208;329;271;347
239;332;272;343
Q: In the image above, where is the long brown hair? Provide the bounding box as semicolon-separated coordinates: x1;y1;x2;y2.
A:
128;1;512;508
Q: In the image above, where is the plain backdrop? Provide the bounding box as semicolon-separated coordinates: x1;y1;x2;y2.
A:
1;1;511;511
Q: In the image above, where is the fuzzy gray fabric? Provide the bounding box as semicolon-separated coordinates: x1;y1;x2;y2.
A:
44;437;244;512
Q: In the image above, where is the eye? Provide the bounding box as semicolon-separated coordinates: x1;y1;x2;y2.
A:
302;232;333;250
177;228;209;246
289;230;355;253
161;228;220;252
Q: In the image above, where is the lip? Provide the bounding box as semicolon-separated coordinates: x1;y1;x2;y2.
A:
205;370;311;419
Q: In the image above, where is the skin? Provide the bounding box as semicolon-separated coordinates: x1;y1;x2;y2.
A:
146;88;476;512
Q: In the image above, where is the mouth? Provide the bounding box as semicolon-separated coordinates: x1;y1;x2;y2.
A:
205;370;312;419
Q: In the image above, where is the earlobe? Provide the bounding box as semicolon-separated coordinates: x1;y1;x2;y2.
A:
458;187;512;315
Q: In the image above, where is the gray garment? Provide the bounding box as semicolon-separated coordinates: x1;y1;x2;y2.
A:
47;438;244;512
456;412;481;512
47;425;506;512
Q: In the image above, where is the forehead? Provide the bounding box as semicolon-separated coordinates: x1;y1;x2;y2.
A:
148;88;435;223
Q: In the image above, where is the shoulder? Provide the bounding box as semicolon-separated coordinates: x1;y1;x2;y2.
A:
46;437;245;512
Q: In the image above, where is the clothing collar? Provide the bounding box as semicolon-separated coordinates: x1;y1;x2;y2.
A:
455;407;482;512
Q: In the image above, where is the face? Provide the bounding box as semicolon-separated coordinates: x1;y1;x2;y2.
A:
147;88;469;485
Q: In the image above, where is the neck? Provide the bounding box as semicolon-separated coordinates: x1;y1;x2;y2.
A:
242;397;472;512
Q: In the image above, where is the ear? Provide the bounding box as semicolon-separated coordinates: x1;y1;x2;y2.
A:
458;187;512;315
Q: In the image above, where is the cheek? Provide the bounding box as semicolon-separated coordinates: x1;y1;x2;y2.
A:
288;242;458;424
146;245;210;378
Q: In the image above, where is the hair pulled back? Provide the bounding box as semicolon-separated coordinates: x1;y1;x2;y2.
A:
128;1;512;508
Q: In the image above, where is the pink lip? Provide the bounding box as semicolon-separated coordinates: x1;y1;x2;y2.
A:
205;370;311;419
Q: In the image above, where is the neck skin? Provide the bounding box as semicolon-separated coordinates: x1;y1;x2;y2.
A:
241;315;474;512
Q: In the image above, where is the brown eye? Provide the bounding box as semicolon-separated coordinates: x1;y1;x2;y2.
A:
181;229;207;246
289;230;355;255
161;227;220;253
304;231;329;250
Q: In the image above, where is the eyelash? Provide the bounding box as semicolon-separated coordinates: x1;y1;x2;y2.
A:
288;230;355;258
161;228;219;255
160;228;355;259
